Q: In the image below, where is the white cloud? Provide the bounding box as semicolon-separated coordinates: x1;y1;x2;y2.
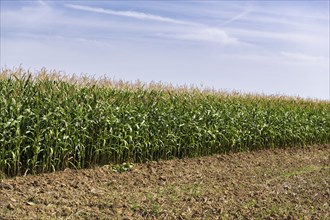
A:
1;3;57;28
280;52;329;64
220;8;252;26
159;27;239;45
66;4;189;25
65;4;239;45
37;0;47;7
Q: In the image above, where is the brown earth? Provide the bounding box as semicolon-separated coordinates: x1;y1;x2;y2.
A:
0;145;329;220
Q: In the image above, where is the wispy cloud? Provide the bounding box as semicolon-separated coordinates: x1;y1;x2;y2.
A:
158;27;239;45
280;52;329;64
66;4;188;25
37;0;47;7
220;8;252;26
65;4;239;45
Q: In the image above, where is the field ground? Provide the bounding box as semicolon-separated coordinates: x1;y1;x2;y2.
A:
0;145;329;220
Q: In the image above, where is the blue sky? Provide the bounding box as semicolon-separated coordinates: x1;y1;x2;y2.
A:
1;0;329;100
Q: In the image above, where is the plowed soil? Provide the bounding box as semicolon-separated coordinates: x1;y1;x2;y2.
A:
1;145;329;220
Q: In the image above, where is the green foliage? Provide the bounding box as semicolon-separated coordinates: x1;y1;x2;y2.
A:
112;162;134;173
1;68;329;176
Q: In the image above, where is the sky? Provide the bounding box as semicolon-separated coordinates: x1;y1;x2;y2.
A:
1;0;329;100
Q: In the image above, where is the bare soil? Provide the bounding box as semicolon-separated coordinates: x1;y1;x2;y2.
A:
1;145;329;220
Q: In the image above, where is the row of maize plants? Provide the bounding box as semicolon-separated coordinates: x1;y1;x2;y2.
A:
1;68;329;176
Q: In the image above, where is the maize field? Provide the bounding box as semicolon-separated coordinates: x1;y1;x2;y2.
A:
1;68;329;176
